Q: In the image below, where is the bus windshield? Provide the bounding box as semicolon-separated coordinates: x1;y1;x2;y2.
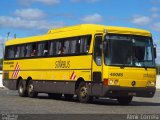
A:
104;34;155;67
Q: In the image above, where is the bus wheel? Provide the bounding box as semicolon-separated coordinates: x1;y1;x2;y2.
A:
77;82;92;103
48;93;62;99
117;96;133;105
18;80;27;97
27;80;38;98
64;94;73;100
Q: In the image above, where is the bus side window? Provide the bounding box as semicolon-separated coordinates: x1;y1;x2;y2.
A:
64;40;70;54
79;36;91;54
76;38;81;53
15;46;20;58
30;43;37;57
37;42;44;57
94;36;102;66
84;36;91;53
49;41;56;56
80;37;85;53
56;41;62;55
7;46;15;59
70;38;77;54
43;42;49;56
25;44;32;57
20;45;26;58
104;40;110;64
4;47;8;59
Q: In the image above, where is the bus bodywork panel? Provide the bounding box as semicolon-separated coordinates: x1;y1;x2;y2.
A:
3;55;92;92
102;66;156;98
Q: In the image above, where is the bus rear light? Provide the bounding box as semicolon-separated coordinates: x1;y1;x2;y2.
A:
103;79;108;86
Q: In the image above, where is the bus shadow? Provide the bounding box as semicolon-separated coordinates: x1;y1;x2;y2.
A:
36;95;160;106
90;99;160;106
129;101;160;106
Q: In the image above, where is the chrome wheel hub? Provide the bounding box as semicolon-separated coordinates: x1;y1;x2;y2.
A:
29;84;33;93
80;87;87;98
19;85;23;93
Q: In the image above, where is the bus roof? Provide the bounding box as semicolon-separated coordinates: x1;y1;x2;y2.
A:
5;24;151;46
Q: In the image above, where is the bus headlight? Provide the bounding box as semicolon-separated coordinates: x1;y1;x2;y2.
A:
114;80;119;85
109;80;113;85
108;79;119;86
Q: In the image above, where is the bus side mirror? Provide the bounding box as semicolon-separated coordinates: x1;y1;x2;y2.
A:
154;46;157;59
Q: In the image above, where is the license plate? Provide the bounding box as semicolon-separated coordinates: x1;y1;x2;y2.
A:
128;92;136;96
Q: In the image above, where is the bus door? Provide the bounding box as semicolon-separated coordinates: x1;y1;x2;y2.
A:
91;35;103;96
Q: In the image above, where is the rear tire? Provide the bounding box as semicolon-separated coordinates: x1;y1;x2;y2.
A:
118;96;133;105
27;80;38;98
77;82;92;103
18;80;27;97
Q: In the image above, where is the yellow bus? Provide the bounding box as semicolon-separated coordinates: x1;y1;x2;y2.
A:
3;24;157;105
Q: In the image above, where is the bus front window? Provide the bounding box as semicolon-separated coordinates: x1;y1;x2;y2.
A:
104;34;155;67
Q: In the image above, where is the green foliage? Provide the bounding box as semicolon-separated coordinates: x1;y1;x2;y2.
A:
0;58;3;63
156;64;160;75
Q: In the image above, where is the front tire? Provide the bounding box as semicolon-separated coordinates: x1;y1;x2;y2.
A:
117;96;133;105
77;82;92;103
27;80;38;98
18;80;27;97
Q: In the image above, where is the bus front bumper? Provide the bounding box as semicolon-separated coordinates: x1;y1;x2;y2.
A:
103;86;156;98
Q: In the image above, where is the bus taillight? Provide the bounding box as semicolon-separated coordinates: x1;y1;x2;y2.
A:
103;79;108;86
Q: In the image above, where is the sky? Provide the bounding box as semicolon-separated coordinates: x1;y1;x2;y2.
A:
0;0;160;63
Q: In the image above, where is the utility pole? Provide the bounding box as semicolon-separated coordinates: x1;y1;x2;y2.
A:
1;32;10;58
7;32;10;41
14;34;16;39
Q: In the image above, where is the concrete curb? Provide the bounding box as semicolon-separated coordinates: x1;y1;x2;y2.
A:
0;73;3;88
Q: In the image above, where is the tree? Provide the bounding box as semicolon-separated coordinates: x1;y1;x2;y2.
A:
156;64;160;75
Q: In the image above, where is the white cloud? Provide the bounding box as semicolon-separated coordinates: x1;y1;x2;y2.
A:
34;0;60;5
0;35;13;42
151;0;160;5
0;8;64;30
0;36;6;57
150;7;159;12
0;16;64;30
71;0;101;3
82;13;103;23
151;13;159;19
15;8;45;20
131;15;151;25
19;0;60;6
150;7;160;19
0;36;5;43
151;22;160;32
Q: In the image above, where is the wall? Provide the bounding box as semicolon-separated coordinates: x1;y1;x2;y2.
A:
156;75;160;89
